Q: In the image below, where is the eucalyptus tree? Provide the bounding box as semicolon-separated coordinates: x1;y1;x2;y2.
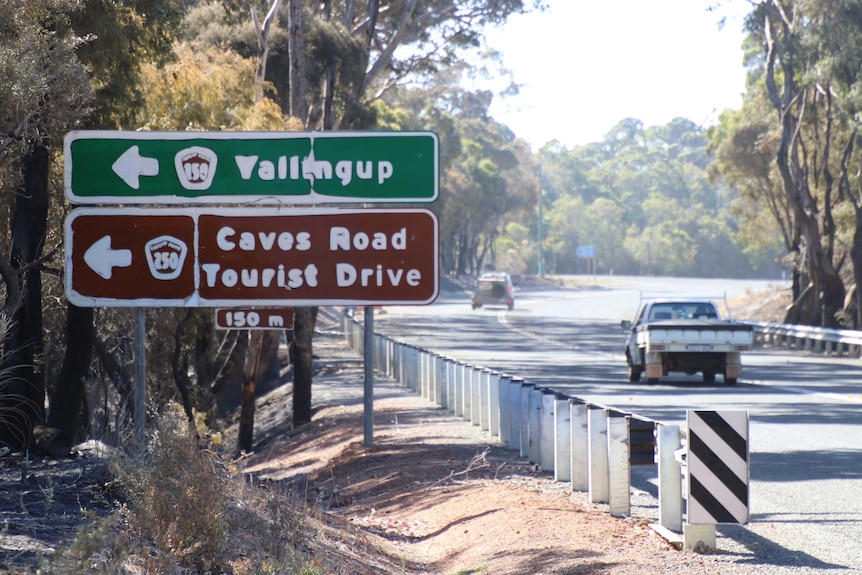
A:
709;104;792;294
0;0;182;450
0;0;93;449
720;0;862;327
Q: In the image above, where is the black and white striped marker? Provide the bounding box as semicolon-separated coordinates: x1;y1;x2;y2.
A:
687;410;749;524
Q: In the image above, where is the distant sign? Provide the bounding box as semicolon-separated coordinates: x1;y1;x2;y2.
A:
64;130;439;204
215;308;294;330
65;207;439;307
576;245;596;258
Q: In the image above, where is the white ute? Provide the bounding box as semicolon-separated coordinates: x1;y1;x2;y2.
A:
620;297;754;385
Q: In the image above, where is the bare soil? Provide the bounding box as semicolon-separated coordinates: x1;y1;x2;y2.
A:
241;331;751;574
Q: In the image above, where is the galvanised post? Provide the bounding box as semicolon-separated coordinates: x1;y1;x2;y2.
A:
407;346;418;393
508;377;524;452
607;410;631;518
454;362;465;418
470;365;482;426
462;364;473;422
527;386;543;465
554;394;571;482
519;382;534;458
415;347;424;394
435;355;447;407
570;400;589;492
488;372;504;440
588;405;609;504
400;345;410;390
498;374;512;445
446;360;457;414
539;389;556;471
479;368;491;432
373;333;381;374
420;351;428;400
657;423;683;532
394;341;403;386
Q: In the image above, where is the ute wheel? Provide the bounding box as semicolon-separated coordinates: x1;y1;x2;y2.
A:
646;377;660;384
725;377;738;386
702;371;716;384
507;302;514;310
472;303;481;309
628;366;642;383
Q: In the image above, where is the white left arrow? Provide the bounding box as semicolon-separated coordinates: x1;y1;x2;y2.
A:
111;145;159;189
84;236;132;280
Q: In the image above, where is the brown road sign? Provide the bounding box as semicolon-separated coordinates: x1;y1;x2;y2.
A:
65;207;438;307
215;308;295;330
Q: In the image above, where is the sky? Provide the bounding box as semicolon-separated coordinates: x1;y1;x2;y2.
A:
477;0;751;150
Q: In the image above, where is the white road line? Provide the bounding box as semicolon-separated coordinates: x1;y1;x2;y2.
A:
749;380;862;403
498;310;569;348
497;311;618;358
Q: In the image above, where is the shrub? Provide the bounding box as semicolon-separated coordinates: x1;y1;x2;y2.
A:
114;402;227;570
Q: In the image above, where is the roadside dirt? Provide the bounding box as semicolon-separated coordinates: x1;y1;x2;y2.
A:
236;293;784;575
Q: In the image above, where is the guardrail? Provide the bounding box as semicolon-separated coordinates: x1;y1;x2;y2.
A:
339;312;861;547
748;321;862;358
341;311;687;538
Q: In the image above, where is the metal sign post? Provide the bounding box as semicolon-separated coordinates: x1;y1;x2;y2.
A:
134;308;146;454
363;306;374;447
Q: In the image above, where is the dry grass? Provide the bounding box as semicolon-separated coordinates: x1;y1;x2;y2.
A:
30;403;331;574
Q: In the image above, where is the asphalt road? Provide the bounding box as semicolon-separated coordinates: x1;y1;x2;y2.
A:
371;275;862;573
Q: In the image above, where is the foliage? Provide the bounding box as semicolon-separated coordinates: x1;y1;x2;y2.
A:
0;314;38;448
70;0;183;129
707;0;862;326
518;117;779;278
0;0;94;255
113;403;228;570
0;0;93;161
138;41;288;130
185;0;546;128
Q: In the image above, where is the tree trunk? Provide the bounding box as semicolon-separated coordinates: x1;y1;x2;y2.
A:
286;0;316;427
252;0;282;102
256;330;282;394
1;140;48;449
288;0;307;123
338;0;377;129
46;305;94;443
291;307;316;426
171;309;196;425
852;209;862;328
212;331;248;415
238;331;264;453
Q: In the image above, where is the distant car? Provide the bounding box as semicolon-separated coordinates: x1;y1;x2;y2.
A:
471;273;515;310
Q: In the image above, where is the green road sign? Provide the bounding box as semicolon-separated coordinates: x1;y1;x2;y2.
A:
64;130;438;204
